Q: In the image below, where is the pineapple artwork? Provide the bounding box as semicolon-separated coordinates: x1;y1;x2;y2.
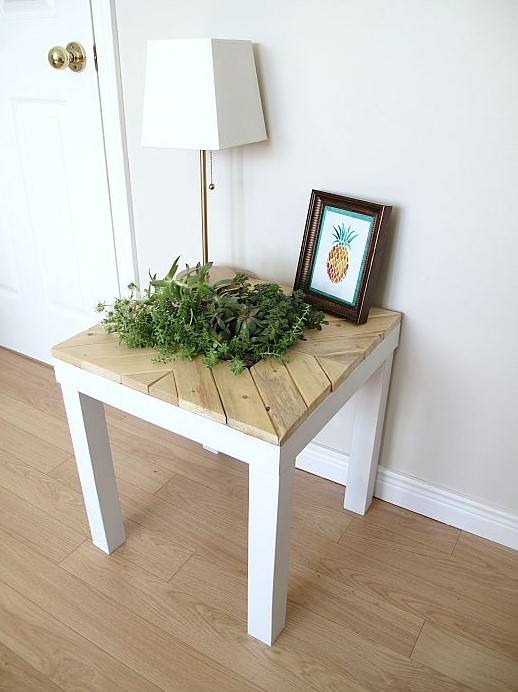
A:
326;224;358;284
308;204;375;308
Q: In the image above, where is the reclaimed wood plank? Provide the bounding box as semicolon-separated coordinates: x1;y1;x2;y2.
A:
358;308;401;331
51;324;114;350
53;342;156;360
250;359;307;443
52;329;168;384
149;371;178;406
81;353;172;383
292;333;381;359
121;371;171;394
316;354;364;390
211;363;278;444
284;352;331;412
303;309;400;340
171;356;225;423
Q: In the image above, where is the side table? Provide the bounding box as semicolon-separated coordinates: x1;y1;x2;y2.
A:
52;307;400;645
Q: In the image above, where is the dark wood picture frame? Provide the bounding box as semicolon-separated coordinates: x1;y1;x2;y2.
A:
294;190;392;324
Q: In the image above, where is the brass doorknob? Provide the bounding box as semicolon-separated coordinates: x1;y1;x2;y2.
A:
48;42;86;72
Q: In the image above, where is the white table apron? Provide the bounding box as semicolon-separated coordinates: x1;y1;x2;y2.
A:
53;322;399;646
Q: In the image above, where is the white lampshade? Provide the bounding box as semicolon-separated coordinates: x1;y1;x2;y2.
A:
141;38;267;151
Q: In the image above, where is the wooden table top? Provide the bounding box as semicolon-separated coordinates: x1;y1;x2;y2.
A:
52;308;401;445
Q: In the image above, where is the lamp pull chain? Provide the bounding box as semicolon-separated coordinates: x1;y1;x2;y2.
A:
208;150;215;190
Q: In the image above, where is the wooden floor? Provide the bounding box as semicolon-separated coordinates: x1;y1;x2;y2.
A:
0;348;517;692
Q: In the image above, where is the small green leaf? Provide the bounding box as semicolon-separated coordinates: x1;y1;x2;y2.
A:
96;256;325;375
165;256;180;280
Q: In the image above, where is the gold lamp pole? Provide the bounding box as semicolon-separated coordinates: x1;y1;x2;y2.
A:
199;150;209;266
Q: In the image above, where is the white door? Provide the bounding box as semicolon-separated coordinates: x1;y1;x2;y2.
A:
0;0;121;363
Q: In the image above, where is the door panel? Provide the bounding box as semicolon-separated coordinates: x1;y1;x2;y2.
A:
13;98;86;310
0;194;19;294
0;0;120;362
0;1;56;20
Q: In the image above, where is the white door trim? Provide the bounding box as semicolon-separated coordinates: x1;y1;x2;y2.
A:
90;0;138;293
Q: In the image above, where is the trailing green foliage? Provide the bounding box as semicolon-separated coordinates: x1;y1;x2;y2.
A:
96;258;326;374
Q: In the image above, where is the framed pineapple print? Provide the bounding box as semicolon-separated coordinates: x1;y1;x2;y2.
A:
294;190;392;324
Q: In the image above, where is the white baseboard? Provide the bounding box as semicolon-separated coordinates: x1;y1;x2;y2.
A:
296;443;518;551
296;443;349;485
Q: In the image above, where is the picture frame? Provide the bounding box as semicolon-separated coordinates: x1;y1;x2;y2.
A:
294;190;392;324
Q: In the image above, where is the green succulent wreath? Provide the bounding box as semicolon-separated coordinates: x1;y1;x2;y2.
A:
96;257;326;374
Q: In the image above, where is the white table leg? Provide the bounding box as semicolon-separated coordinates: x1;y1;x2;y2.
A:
345;352;394;514
60;386;126;553
247;450;295;645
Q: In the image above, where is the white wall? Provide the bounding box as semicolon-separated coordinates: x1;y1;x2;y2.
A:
116;0;518;515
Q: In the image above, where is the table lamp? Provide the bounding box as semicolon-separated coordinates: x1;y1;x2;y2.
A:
141;38;267;267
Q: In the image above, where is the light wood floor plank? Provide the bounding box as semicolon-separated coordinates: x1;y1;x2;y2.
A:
156;467;353;545
0;349;68;420
453;530;518;579
0;392;73;455
170;554;466;691
0;485;85;564
47;440;175;498
0;578;161;692
294;467;347;509
293;529;518;663
49;461;195;581
0;450;89;535
0;529;259;692
106;415;233;477
108;415;349;545
108;412;246;474
355;497;461;554
114;518;194;581
54;434;244;502
284;603;470;692
155;471;247;523
0;419;70;474
289;562;423;658
412;622;518;692
49;457;249;567
339;519;518;619
0;640;62;692
110;445;175;495
118;481;249;567
62;542;346;692
174;552;423;659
